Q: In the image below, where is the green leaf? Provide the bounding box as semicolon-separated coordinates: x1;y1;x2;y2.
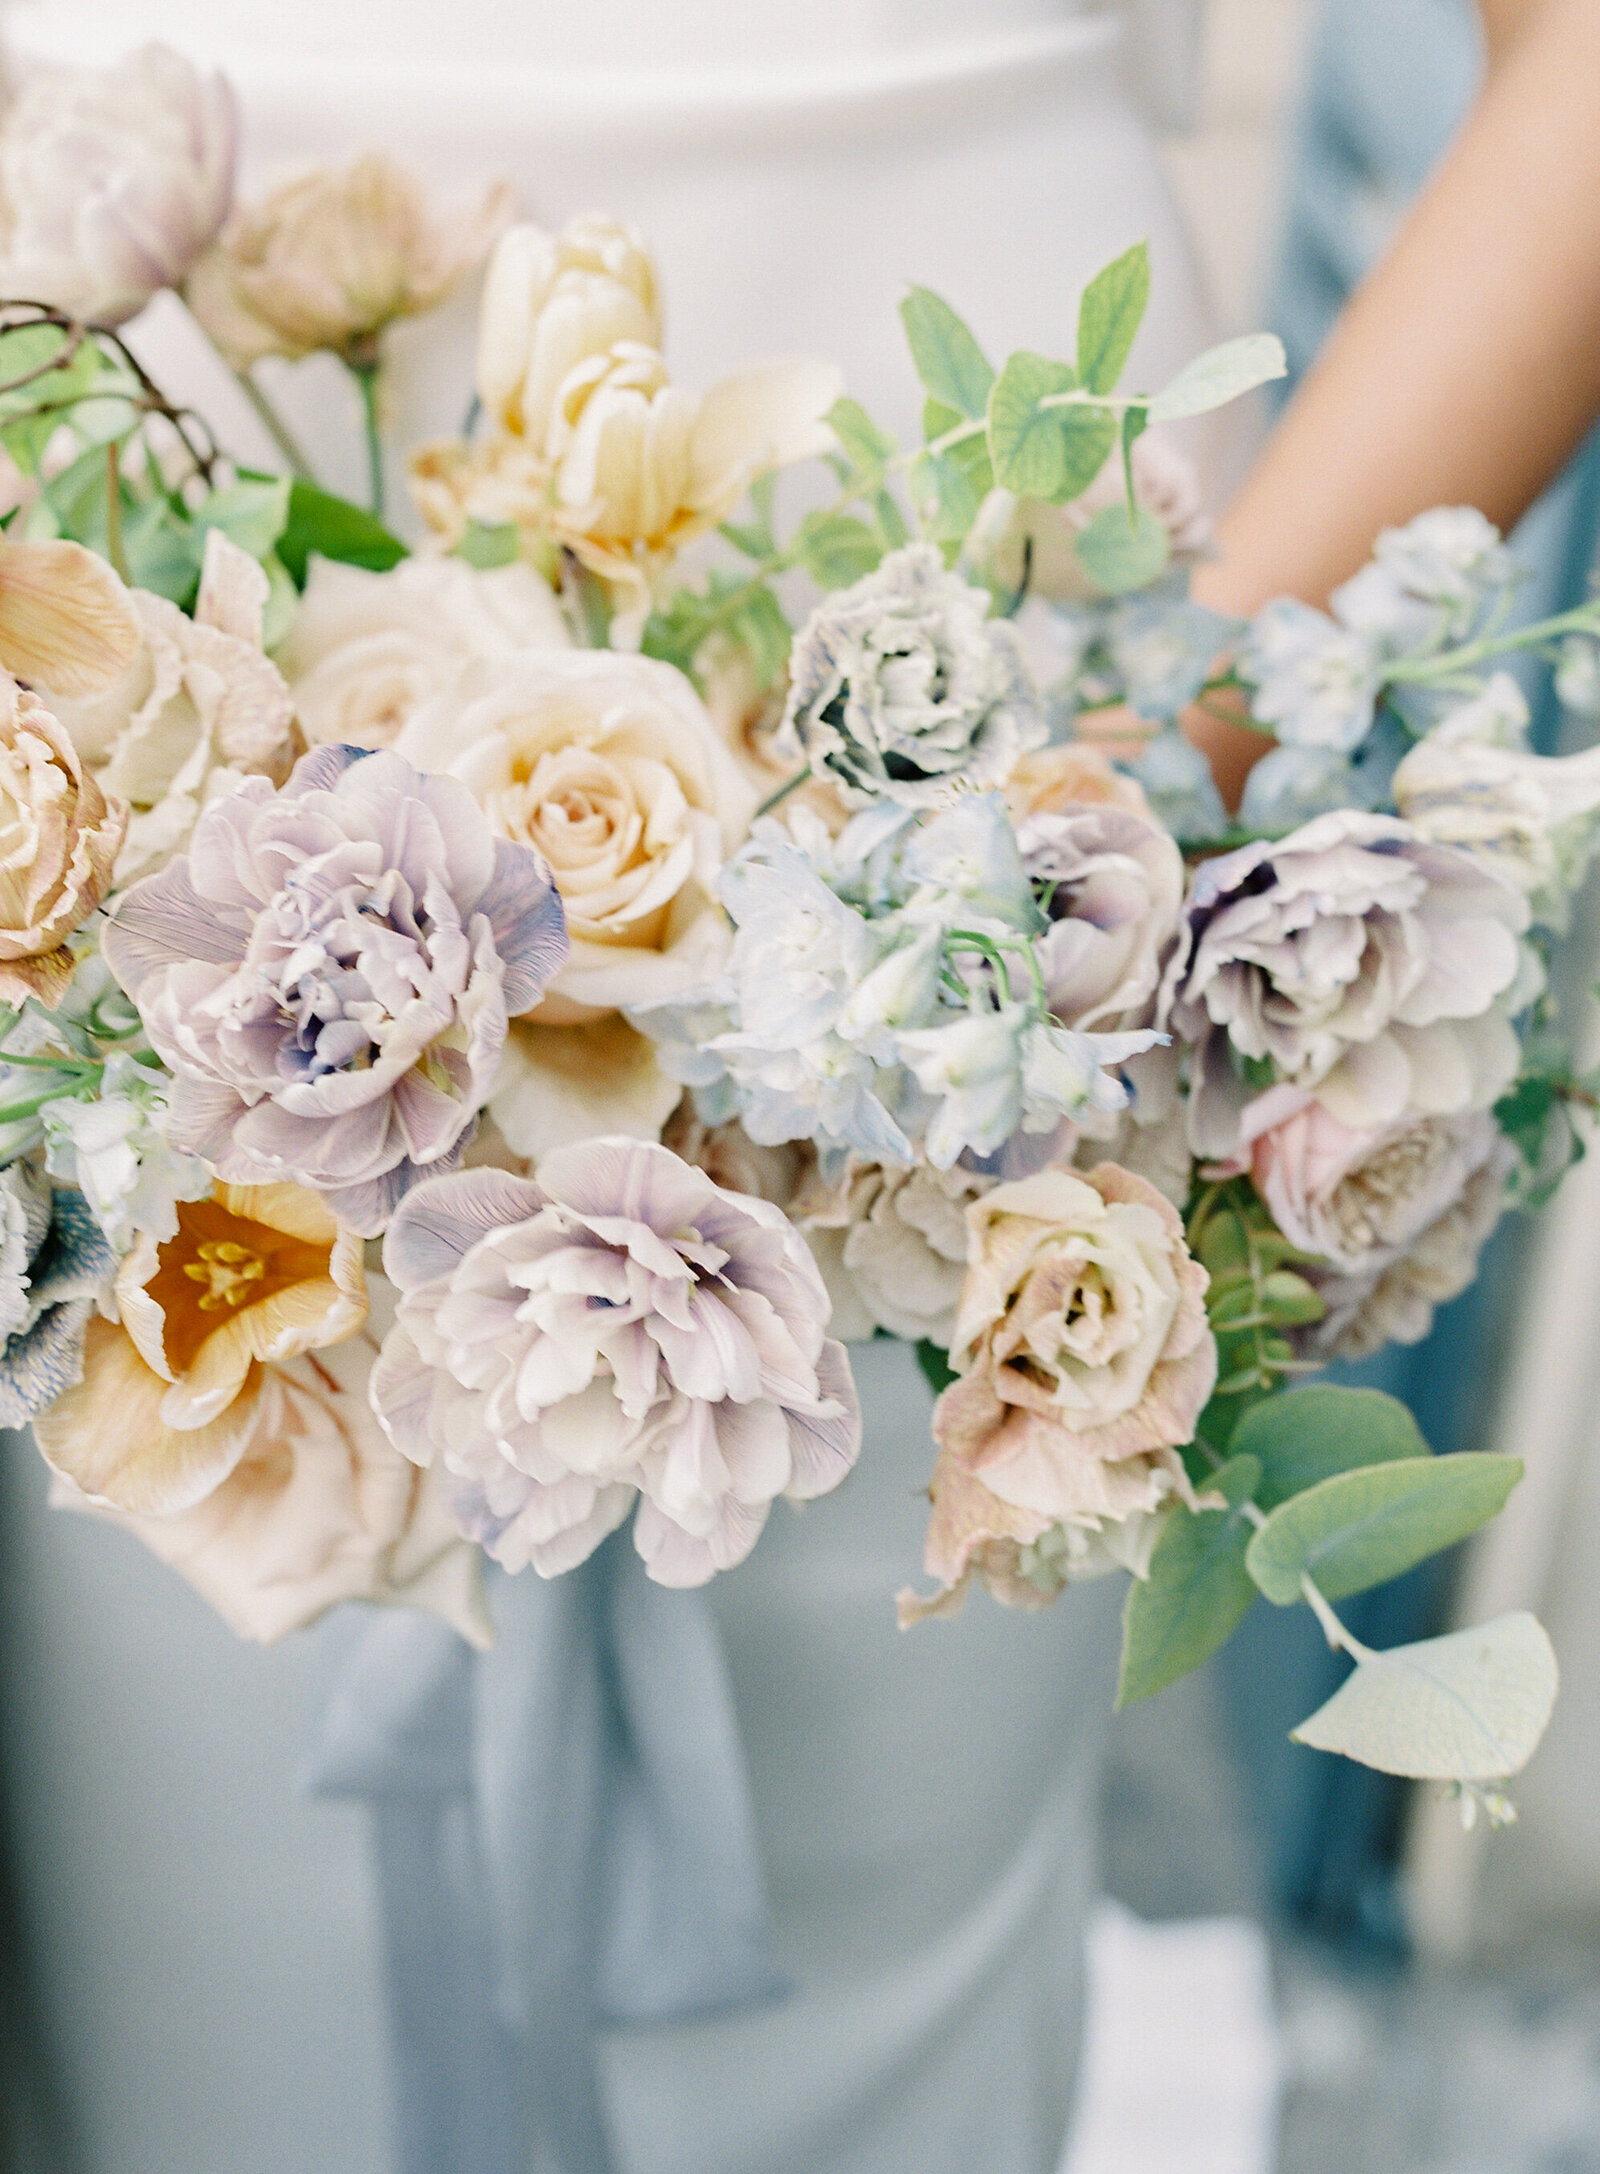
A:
453;518;521;570
874;488;909;550
1076;242;1151;395
276;478;407;587
900;289;994;419
195;473;292;562
987;353;1116;502
795;510;882;588
915;1339;957;1397
1245;1452;1523;1606
1073;502;1170;594
1291;1612;1558;1781
828;395;896;475
1232;1385;1429;1512
1146;333;1288;423
1117;1453;1260;1707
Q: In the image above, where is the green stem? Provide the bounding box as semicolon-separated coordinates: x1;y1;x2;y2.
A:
352;360;384;520
753;768;810;820
231;366;318;483
1385;599;1600;687
103;441;129;582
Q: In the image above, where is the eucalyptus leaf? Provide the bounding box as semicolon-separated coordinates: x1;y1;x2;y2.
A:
1146;333;1288;423
828;395;895;475
1292;1612;1558;1781
1232;1384;1428;1512
1076;242;1150;396
900;289;995;419
1073;502;1170;594
987;353;1116;502
1117;1453;1260;1708
795;510;883;588
1245;1452;1522;1606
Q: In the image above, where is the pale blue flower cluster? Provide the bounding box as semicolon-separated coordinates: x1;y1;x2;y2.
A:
630;794;1158;1171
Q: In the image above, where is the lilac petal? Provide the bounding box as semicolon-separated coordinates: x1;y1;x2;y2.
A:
103;859;246;994
633;1492;770;1586
482;836;569;1013
367;1321;441;1465
783;1340;862;1500
283;742;368;797
382;1166;546;1292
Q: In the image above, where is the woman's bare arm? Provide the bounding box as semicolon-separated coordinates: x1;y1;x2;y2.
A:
1189;0;1600;797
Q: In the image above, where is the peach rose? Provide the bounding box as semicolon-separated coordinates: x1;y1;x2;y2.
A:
0;673;126;1007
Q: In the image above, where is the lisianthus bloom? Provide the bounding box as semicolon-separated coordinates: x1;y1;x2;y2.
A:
0;43;236;324
0;1164;114;1429
101;745;568;1235
1161;809;1529;1157
1016;800;1183;1034
791;1155;992;1346
45;532;296;887
188;153;511;368
476;214;661;447
278;554;570;752
369;1137;861;1587
398;649;753;1155
47;1308;490;1648
1233;1089;1514;1360
33;1179;363;1512
0;673;126;1006
40;1047;209;1254
780;545;1045;808
906;1161;1214;1618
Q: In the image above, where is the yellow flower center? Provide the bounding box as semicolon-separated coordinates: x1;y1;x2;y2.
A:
183;1238;267;1312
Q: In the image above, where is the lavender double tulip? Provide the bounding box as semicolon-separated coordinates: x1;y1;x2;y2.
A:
102;745;567;1235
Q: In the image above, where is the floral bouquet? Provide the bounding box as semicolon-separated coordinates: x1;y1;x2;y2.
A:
3;42;1597;1816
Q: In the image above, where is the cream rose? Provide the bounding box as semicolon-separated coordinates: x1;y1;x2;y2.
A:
397;649;754;1155
906;1161;1214;1618
791;1156;993;1346
0;673;126;1007
43;532;296;886
277;553;570;751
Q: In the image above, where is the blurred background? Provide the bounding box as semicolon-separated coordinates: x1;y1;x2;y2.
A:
4;4;1600;2171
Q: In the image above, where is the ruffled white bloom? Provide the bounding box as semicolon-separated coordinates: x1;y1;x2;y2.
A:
1339;506;1517;648
369;1139;861;1587
476;214;661;446
277;554;570;752
791;1155;992;1344
0;43;236;324
39;1050;209;1253
43;532;297;886
1238;599;1384;754
1162;809;1528;1155
779;545;1045;807
1392;673;1600;925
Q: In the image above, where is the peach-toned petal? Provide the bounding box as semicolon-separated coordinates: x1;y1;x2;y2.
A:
34;1314;257;1516
0;541;140;697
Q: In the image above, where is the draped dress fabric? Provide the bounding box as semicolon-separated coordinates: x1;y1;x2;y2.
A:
0;8;1210;2170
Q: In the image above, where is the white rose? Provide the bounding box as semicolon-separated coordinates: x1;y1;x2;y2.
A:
277;553;570;751
0;44;236;324
397;649;755;1156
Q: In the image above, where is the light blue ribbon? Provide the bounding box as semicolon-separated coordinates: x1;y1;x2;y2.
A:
305;1530;787;2174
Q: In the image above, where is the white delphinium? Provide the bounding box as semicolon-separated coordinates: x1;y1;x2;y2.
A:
39;1052;209;1254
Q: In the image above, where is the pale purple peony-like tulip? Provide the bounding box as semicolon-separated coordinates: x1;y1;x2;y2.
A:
102;745;567;1235
369;1136;862;1586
